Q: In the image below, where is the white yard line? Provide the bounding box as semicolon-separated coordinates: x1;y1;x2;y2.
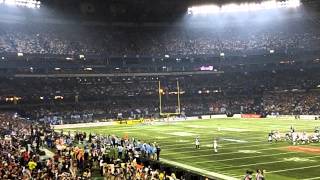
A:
267;164;320;173
160;158;238;180
194;152;298;163
302;177;320;180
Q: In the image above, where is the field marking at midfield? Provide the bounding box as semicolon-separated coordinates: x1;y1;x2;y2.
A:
160;158;238;180
214;155;320;170
194;152;299;164
266;164;320;173
170;147;291;160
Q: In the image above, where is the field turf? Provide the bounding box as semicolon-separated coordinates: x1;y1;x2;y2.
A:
64;118;320;180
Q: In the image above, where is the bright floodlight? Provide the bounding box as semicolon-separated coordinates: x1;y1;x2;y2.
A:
188;0;300;15
1;0;41;8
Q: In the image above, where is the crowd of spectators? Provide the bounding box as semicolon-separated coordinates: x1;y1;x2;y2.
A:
0;113;73;179
1;20;320;122
29;89;320;124
262;91;320;115
1;67;319;100
1;23;320;56
1;65;320;122
0;112;193;179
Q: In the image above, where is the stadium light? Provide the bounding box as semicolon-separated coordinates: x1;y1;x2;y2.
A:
1;0;41;9
187;0;301;15
79;54;85;59
54;96;64;100
200;65;214;71
84;67;93;71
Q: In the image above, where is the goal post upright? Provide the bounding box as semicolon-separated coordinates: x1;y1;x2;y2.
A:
158;80;163;116
177;80;181;114
158;80;181;118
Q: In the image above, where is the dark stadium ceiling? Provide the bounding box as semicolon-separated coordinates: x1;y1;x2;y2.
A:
38;0;318;19
41;0;317;6
6;0;317;23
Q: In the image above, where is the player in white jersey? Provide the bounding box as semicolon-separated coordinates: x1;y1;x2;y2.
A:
292;131;298;145
312;132;319;142
213;138;218;153
301;132;309;144
195;136;200;149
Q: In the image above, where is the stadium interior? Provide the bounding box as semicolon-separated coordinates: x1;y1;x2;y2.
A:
0;0;320;179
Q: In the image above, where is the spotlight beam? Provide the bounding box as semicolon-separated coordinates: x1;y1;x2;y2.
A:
188;0;301;15
1;0;41;9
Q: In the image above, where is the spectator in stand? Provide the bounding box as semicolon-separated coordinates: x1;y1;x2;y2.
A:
1;22;320;56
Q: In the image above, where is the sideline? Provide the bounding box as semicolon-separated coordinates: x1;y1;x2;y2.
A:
160;158;238;180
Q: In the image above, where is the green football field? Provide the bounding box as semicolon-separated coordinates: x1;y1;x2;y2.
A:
64;118;320;180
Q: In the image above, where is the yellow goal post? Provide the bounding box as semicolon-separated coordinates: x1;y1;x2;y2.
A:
158;80;181;118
